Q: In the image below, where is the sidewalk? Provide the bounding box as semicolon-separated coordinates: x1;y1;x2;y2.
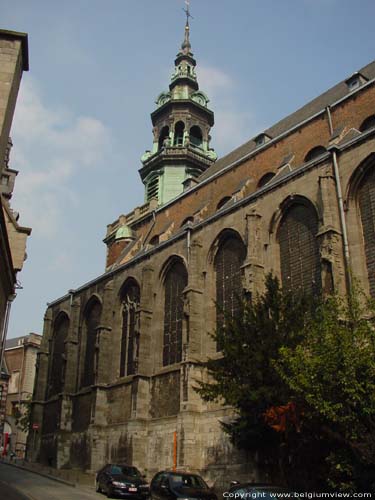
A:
0;456;95;490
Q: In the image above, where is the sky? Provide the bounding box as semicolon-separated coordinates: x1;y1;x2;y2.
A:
1;0;375;338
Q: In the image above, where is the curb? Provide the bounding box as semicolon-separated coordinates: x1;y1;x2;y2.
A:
0;459;76;488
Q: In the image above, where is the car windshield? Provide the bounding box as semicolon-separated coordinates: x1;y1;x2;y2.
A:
170;474;208;489
111;465;141;477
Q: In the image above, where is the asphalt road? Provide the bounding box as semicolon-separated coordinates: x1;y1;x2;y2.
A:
0;462;103;500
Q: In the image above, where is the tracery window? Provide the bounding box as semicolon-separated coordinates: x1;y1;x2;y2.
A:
163;260;188;366
120;280;140;377
48;313;69;398
358;167;375;296
214;235;246;332
278;202;321;294
81;299;102;388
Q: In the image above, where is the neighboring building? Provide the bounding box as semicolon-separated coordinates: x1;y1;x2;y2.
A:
0;29;31;409
29;14;375;483
3;333;41;458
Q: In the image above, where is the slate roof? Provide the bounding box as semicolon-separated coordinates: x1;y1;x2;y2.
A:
199;60;375;182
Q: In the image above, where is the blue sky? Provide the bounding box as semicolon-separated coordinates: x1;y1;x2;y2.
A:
2;0;375;338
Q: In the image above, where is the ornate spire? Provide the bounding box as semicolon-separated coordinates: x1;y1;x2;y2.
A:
181;0;192;54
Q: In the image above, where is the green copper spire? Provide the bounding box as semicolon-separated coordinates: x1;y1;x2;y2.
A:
139;0;217;207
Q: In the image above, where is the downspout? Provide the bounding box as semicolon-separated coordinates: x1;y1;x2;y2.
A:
186;223;191;263
326;106;352;293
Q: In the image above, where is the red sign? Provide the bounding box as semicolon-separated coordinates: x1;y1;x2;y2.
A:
32;423;39;430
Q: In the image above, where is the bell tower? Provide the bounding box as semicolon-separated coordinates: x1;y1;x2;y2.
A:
139;3;217;206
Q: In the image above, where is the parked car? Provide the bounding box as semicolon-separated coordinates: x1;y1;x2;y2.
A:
150;471;217;500
228;482;294;499
96;463;150;499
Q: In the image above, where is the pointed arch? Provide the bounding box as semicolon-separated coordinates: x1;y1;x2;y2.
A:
81;295;102;388
162;256;188;366
212;230;246;337
119;278;140;377
356;162;375;295
48;311;69;398
277;198;321;294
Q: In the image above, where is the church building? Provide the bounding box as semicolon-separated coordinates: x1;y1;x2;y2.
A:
29;11;375;484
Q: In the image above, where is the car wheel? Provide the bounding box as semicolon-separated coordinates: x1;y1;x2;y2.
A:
95;481;101;493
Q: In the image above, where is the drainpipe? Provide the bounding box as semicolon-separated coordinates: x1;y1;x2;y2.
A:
186;223;191;263
326;106;352;293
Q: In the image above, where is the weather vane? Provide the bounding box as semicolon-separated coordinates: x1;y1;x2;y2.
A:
183;0;193;24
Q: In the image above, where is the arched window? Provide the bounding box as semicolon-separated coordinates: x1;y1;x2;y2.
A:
120;280;140;377
174;121;185;146
163;260;188;366
257;172;275;189
360;115;375;133
217;196;231;210
304;146;327;163
278;202;321;294
215;235;246;332
81;299;102;388
48;313;69;398
158;126;170;150
358;167;375;296
190;126;203;148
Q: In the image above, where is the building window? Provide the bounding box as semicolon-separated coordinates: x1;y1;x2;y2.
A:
158;126;170;150
48;313;69;398
304;146;327;163
257;172;275;189
174;121;185;146
1;175;9;186
147;175;159;201
81;299;102;388
214;235;246;337
190;126;203;148
217;196;231;211
120;280;140;377
278;202;321;294
358;167;375;296
360;115;375;133
163;261;188;366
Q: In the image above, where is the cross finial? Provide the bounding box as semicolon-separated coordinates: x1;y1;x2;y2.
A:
181;0;193;52
183;0;192;25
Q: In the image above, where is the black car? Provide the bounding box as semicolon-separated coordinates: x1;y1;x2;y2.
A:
150;471;217;500
96;464;150;499
228;482;294;499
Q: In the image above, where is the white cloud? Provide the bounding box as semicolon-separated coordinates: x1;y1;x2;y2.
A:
10;78;111;238
197;64;262;155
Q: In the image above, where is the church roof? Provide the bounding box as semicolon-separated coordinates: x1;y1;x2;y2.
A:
199;60;375;182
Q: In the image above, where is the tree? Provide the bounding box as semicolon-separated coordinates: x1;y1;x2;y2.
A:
195;275;375;492
276;290;375;491
195;275;315;482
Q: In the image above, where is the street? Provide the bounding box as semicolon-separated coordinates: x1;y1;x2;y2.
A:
0;462;102;500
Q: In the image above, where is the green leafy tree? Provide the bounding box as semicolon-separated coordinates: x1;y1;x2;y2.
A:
195;275;315;480
276;290;375;491
195;275;375;491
